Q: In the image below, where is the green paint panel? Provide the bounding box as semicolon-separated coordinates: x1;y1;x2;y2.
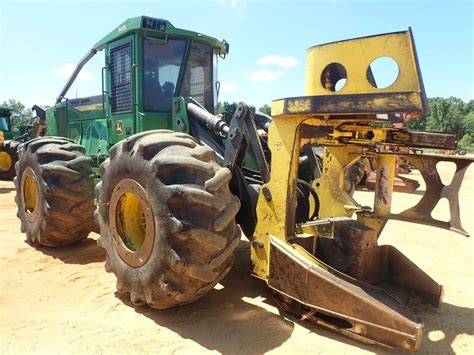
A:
171;97;190;134
68;121;82;143
45;107;57;136
140;112;171;131
83;119;109;161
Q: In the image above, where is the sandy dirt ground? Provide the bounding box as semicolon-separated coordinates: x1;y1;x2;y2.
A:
0;162;473;354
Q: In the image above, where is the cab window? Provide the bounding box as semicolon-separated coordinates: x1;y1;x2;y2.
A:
0;116;10;131
180;41;214;112
142;38;187;112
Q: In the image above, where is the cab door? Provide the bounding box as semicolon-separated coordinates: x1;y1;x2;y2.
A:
106;34;135;144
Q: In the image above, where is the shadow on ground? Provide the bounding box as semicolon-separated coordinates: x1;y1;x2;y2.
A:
114;240;473;354
412;302;474;355
0;186;15;194
116;240;294;353
24;227;473;353
29;236;105;264
371;301;474;354
116;240;381;353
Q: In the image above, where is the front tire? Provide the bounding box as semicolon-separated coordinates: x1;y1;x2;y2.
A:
96;130;241;309
14;137;95;247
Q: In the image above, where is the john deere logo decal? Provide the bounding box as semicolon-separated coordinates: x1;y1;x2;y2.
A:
115;121;123;135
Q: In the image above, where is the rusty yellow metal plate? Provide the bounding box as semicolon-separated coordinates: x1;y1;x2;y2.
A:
305;28;425;96
272;29;428;117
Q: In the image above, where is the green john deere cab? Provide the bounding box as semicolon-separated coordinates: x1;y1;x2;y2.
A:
43;16;236;171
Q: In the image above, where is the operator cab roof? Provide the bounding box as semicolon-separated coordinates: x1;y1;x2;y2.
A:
93;16;229;55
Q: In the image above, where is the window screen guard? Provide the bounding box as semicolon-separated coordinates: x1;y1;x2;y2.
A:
109;42;132;114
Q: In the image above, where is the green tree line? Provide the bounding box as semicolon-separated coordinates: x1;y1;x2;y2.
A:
405;97;474;150
1;99;33;126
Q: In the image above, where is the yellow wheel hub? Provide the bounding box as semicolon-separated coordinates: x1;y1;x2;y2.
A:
21;167;40;223
109;179;155;268
0;151;12;172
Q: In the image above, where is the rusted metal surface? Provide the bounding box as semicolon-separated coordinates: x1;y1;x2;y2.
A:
272;92;426;117
314;220;378;277
296;216;353;240
403;131;458;150
302;29;428;113
362;172;420;193
316;220;443;307
373;154;397;215
300;123;458;151
270;219;444;350
268;235;424;350
390;154;473;237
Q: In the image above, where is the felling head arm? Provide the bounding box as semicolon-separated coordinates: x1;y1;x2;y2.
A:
250;29;473;351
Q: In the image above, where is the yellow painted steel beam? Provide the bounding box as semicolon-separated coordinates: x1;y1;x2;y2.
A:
305;29;425;98
373;154;397;216
251;116;306;279
312;145;364;217
271;29;428;118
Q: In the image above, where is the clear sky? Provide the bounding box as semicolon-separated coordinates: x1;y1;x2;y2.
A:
1;0;472;109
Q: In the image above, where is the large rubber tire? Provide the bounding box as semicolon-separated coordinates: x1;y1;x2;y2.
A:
0;140;19;180
96;130;241;309
14;137;95;247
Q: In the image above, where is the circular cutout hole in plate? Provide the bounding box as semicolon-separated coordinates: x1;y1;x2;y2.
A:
367;56;399;89
321;63;347;92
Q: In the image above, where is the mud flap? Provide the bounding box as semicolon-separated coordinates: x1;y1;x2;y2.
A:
267;227;442;350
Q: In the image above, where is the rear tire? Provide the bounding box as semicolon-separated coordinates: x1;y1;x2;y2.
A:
14;137;95;247
0;140;19;180
96;130;241;309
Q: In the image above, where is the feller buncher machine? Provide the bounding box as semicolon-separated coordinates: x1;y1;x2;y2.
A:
0;107;19;180
0;106;46;180
14;17;473;350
